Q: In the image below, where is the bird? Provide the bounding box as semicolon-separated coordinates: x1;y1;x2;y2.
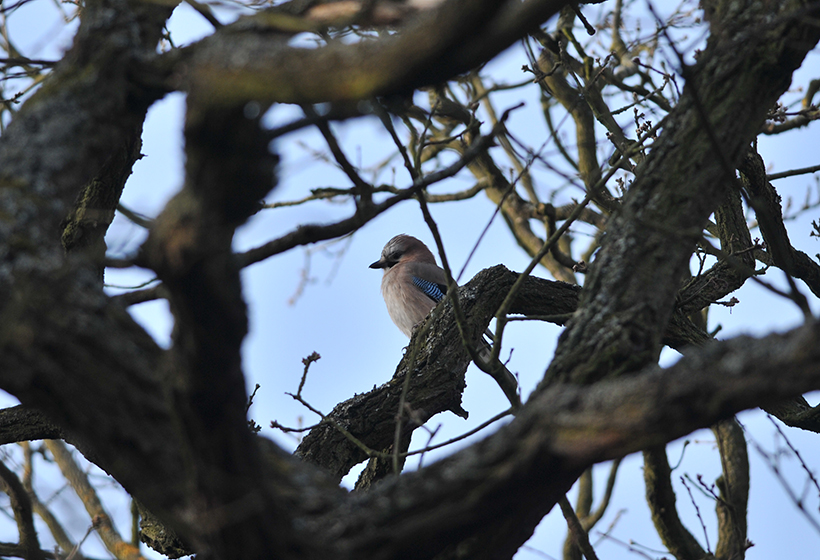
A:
369;234;521;409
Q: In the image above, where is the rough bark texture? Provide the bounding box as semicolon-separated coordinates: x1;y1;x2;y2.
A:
540;0;820;389
0;0;818;559
740;148;820;297
295;269;581;480
167;0;569;105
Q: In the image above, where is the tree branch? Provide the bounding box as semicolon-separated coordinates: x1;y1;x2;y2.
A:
740;147;820;298
0;460;46;560
316;320;820;560
540;0;820;389
296;268;581;480
713;419;749;559
161;0;571;105
0;407;63;446
45;440;145;560
643;447;706;559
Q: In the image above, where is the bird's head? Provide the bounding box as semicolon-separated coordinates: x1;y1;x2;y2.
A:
369;234;436;270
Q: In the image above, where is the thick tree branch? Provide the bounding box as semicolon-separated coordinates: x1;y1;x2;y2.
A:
159;0;570;105
0;2;818;560
713;419;749;559
315;320;820;560
740;147;820;298
676;178;757;316
296;265;710;481
0;0;180;528
134;92;308;557
0;407;63;445
763;398;820;433
540;1;820;389
0;279;818;560
296;268;581;480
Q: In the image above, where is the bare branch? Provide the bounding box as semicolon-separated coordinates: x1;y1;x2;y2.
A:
559;495;600;560
643;447;706;560
0;460;46;560
767;163;820;181
713;419;750;559
45;441;146;560
740;148;820;298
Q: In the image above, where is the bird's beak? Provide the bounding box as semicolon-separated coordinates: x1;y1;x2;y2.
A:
369;258;388;269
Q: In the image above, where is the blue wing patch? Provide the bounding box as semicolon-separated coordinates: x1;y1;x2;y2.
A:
412;276;447;303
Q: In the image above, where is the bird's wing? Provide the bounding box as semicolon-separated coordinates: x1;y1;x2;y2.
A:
407;262;448;303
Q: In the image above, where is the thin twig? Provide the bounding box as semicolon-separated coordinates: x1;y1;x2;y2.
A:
680;475;712;554
303;104;372;203
490;117;664;361
116;204;152;228
183;0;222;28
559;495;601;560
584;458;622;529
0;56;56;66
767;164;820;181
403;408;512;459
767;414;820;497
739;418;820;535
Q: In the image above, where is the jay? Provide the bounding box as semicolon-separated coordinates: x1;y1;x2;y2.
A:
370;234;521;409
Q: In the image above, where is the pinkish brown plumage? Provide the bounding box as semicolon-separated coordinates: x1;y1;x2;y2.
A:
370;234;521;409
369;234;447;337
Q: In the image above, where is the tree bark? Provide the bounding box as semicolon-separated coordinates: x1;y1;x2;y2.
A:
0;1;818;559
